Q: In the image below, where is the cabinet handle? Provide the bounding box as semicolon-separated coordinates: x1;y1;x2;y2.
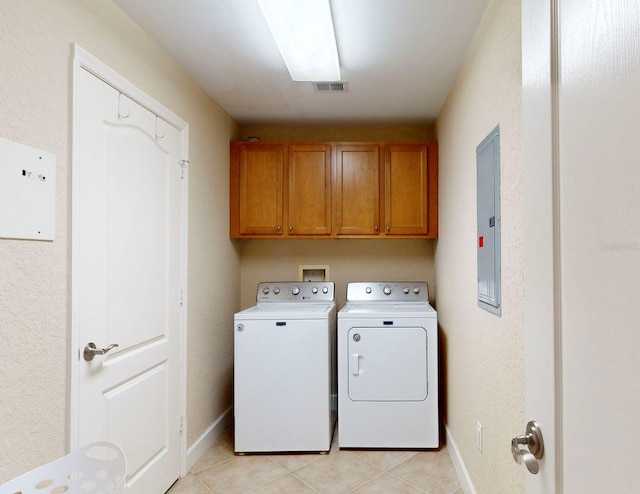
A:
386;225;391;232
374;225;379;232
289;226;293;232
276;225;281;232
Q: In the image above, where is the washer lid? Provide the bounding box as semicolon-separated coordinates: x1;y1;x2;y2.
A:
235;302;336;320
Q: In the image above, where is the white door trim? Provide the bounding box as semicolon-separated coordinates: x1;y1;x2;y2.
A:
70;44;189;476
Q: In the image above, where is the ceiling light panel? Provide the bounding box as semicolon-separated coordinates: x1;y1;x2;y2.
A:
258;0;341;81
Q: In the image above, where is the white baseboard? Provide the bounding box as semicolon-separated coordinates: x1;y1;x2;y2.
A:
445;424;477;494
185;406;233;472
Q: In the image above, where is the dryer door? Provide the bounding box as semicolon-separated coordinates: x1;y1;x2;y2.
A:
347;326;428;401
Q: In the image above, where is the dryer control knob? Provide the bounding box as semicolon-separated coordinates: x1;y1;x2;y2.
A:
292;286;300;296
366;287;372;294
273;287;280;295
262;287;269;294
414;287;421;294
403;287;410;294
383;286;392;295
312;287;318;294
322;286;329;294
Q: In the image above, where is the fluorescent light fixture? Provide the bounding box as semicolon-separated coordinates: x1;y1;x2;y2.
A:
258;0;341;82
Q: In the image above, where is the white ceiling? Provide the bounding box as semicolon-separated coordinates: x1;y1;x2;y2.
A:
113;0;490;126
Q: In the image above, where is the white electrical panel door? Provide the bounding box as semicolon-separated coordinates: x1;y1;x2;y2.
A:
0;137;56;240
347;326;428;402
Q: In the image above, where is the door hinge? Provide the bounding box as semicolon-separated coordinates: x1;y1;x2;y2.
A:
179;416;185;434
180;289;184;307
180;159;189;179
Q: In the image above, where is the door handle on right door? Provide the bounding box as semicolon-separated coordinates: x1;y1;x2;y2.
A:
511;420;544;474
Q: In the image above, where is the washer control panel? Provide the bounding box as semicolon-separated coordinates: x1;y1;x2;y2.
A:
346;282;429;303
257;281;335;302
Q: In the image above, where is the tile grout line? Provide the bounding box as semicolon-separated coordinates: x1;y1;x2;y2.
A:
385;470;431;494
242;456;322;493
289;471;322;494
345;470;387;494
194;475;214;494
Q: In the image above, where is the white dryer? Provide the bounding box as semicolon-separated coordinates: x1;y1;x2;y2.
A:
234;282;336;453
338;282;439;448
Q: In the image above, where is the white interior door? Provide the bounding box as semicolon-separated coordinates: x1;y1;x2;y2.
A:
523;1;639;492
522;0;559;490
72;49;187;494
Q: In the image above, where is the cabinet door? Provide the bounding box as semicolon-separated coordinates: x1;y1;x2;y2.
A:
335;144;381;235
287;144;332;235
238;144;284;235
384;144;437;236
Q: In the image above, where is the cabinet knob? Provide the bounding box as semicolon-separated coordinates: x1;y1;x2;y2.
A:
374;225;379;232
289;226;293;232
386;225;391;232
276;225;281;231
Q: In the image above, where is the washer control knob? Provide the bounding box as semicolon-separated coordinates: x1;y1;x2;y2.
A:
291;286;300;296
383;286;392;295
366;287;372;294
322;286;329;294
237;324;244;332
273;287;280;295
262;287;269;295
312;287;318;294
414;287;421;294
403;287;410;294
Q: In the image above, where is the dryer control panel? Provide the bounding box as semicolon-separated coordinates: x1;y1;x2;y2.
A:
256;281;335;303
346;282;429;303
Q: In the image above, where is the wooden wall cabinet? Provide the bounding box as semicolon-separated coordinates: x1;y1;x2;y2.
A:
335;144;381;235
384;144;438;237
231;143;284;236
287;144;332;236
230;141;437;239
230;142;332;238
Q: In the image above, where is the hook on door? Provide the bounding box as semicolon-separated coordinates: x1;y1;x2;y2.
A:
511;420;544;474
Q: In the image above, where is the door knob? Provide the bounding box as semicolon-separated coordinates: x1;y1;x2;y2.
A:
511;420;544;474
83;342;119;361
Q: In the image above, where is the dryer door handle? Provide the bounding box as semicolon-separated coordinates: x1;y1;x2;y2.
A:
351;353;362;376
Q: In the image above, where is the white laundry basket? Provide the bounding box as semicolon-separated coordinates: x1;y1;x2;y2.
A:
0;441;127;494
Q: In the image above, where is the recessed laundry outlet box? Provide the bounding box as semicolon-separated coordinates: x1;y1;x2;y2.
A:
299;264;329;282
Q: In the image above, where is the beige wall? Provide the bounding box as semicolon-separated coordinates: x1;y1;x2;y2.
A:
0;0;240;482
236;124;438;309
239;240;436;310
435;1;524;493
240;124;436;143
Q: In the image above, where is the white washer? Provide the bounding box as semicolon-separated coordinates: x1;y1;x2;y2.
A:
234;281;336;453
338;282;439;448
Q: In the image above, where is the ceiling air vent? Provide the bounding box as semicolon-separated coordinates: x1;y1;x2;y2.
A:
313;81;348;93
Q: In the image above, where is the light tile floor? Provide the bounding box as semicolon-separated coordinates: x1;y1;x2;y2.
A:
168;427;462;494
